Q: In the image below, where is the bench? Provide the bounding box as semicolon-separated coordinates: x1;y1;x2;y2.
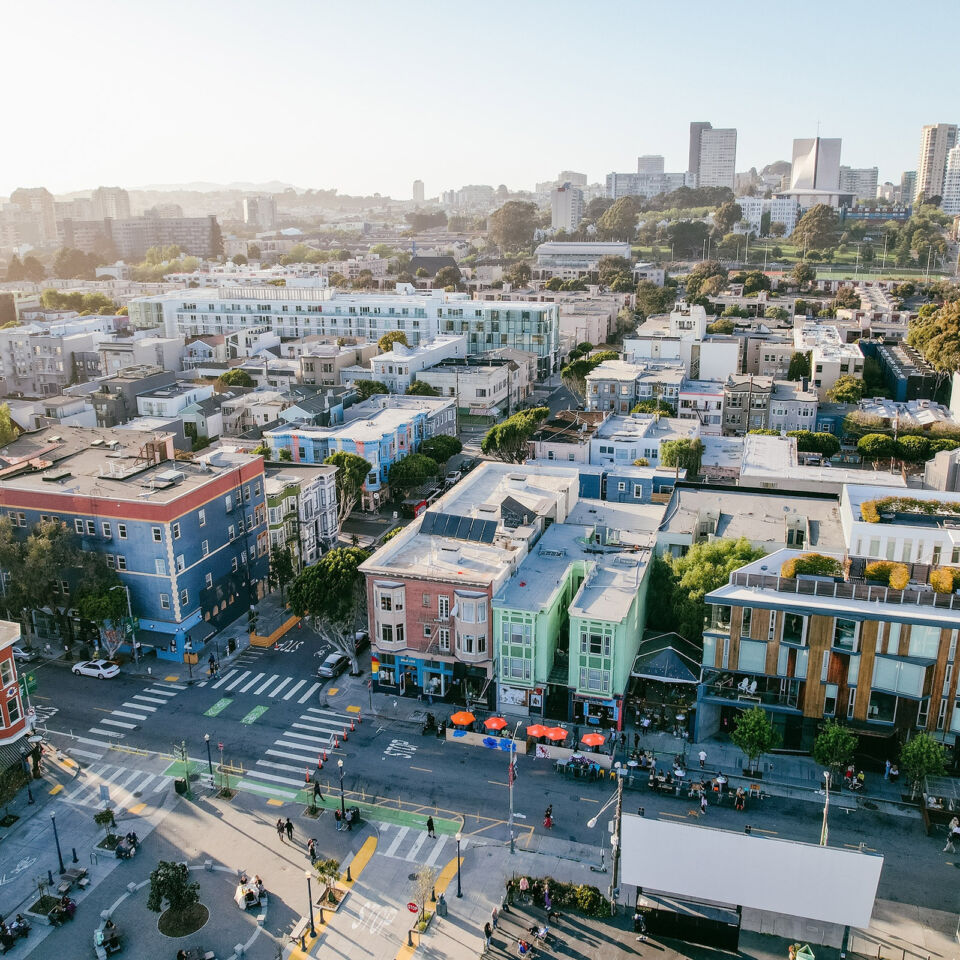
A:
289;918;311;947
921;803;955;836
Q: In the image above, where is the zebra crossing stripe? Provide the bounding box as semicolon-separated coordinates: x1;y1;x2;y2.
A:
280;731;333;747
110;711;147;721
70;748;103;760
226;670;252;691
254;674;279;695
256;760;306;774
163;682;188;690
89;728;123;737
237;779;298;801
244;769;305;788
265;748;318;764
211;669;239;689
268;678;292;698
123;701;157;712
100;719;137;729
240;673;265;693
424;834;449;866
385;826;409;858
404;831;429;862
134;695;169;705
283;679;306;701
144;688;178;697
297;682;321;704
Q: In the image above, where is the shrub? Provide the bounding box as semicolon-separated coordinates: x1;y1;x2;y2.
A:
864;561;910;590
781;553;842;579
930;568;960;594
861;496;960;523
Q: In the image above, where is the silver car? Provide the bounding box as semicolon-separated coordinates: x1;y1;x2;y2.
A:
317;653;349;679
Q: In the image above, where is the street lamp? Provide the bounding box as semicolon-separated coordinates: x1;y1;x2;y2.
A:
110;584;138;665
455;830;463;898
305;869;316;937
50;811;65;874
204;734;213;775
337;759;345;818
587;774;624;915
19;747;33;805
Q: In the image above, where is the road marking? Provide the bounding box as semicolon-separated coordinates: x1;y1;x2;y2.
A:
70;748;103;760
144;688;178;697
257;760;306;774
133;695;169;705
659;811;688;820
410;766;432;773
405;832;429;862
164;682;188;690
110;711;147;721
297;682;321;704
211;669;239;689
752;827;778;835
123;701;156;712
226;670;252;691
385;826;409;858
49;784;63;795
204;698;233;717
487;781;507;787
346;705;361;713
90;728;124;737
254;674;279;695
76;737;113;750
269;678;292;698
283;680;307;701
266;748;321;764
267;798;284;807
579;797;599;803
282;732;334;748
240;673;265;694
327;687;339;695
241;705;269;725
164;675;180;682
237;779;298;801
424;834;449;866
247;769;306;787
128;803;146;815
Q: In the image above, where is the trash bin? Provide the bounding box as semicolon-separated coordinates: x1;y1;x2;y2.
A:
437;894;447;917
174;778;188;795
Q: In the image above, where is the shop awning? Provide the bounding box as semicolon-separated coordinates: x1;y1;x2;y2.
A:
631;631;701;684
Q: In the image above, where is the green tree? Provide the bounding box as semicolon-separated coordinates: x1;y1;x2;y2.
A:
269;546;296;601
858;433;897;462
232;254;248;265
896;435;932;463
21;256;45;282
433;265;462;289
288;547;371;673
630;398;676;416
596;197;639;241
354;380;390;400
147;861;200;920
481;407;550;463
899;732;947;799
324;451;373;528
731;705;782;775
707;318;735;334
906;301;960;375
560;350;618;401
314;857;342;903
74;551;127;657
635;280;676;318
488;201;538;251
388;454;439;497
764;306;789;321
713;201;743;237
0;404;19;446
5;256;23;281
792;262;815;289
277;448;292;461
788;431;840;458
216;368;254;388
378;330;408;353
248;243;261;259
827;375;864;403
812;720;858;781
769;223;787;239
667;220;710;258
660;438;705;476
791;204;838;250
419;435;462;464
506;262;531;286
406;380;439;397
736;270;772;294
685;260;727;299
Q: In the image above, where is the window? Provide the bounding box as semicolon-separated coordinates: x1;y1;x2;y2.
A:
244;484;251;503
155;559;166;575
74;519;83;534
909;625;941;660
160;594;170;609
176;554;185;573
7;694;21;725
618;482;626;492
503;657;532;681
438;596;449;619
438;628;450;652
231;557;239;572
228;524;236;541
86;520;95;535
201;540;209;556
422;593;430;607
833;618;858;652
205;573;213;589
824;683;838;716
106;554;115;569
101;521;111;538
580;631;611;656
254;482;261;498
225;494;233;512
173;522;181;540
198;509;206;527
118;524;127;539
0;659;13;687
579;667;610;692
782;613;806;645
116;556;127;570
423;624;431;638
152;527;162;542
380;624;394;643
180;588;189;605
380;595;392;611
741;607;753;637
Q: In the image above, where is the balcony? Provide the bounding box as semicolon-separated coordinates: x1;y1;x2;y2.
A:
701;671;801;710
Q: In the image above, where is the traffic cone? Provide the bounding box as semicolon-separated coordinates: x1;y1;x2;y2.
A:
356;713;362;724
322;750;328;763
342;726;348;742
350;718;356;732
317;755;323;771
305;768;310;783
333;735;339;749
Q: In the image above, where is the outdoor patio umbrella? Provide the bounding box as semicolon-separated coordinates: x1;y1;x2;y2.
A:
545;727;569;741
483;716;508;731
526;724;548;738
450;711;475;726
581;732;606;747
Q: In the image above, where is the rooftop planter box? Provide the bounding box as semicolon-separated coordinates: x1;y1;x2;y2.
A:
861;496;960;524
930;567;960;594
864;561;910;590
781;553;843;579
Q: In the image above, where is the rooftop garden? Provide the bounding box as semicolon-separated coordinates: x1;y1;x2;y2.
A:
780;553;843;579
861;496;960;524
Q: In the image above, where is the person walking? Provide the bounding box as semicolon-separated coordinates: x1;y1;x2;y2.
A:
884;759;892;781
491;906;499;929
285;817;294;842
307;838;317;861
313;781;324;803
484;921;493;951
276;818;285;842
426;816;436;839
700;792;708;816
335;809;343;832
698;749;707;769
944;816;960;853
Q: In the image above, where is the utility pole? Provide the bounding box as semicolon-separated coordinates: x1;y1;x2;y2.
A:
508;721;520;854
820;770;830;846
609;772;624;915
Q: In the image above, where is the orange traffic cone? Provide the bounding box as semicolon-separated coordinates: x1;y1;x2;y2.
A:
305;769;310;783
350;718;356;732
322;750;328;763
342;726;348;742
333;735;339;749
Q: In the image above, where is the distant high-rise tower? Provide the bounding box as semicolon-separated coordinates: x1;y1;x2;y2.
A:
91;186;131;221
900;171;917;205
637;156;665;176
838;167;879;202
412;180;425;203
688;123;736;189
790;138;842;191
556;171;587;186
688;122;712;178
242;195;277;230
10;187;57;244
551;183;584;232
941;147;960;215
915;123;958;202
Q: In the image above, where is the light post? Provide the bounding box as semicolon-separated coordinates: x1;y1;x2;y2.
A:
110;584;138;665
50;811;65;874
587;773;624;916
820;770;831;846
455;830;463;898
338;758;346;818
19;747;33;805
305;869;316;937
508;720;520;855
204;734;213;775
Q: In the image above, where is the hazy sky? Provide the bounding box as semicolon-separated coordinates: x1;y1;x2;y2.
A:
3;0;957;200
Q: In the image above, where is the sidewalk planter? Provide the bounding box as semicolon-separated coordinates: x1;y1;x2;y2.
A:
416;911;434;933
315;881;348;912
26;896;60;926
445;728;528;754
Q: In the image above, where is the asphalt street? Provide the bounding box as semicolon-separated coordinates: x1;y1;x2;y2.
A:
28;628;958;920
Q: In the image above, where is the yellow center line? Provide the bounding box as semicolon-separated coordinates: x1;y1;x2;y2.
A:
659;811;687;819
751;827;777;835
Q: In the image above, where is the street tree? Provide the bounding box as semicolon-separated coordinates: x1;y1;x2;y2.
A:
488;201;538;251
378;330;408;353
792;262;815;289
506;262;532;286
786;352;811;380
420;435;462;464
388;453;440;497
827;375;865;403
406;380;439;397
857;433;897;463
713;201;743;237
731;706;782;775
147;861;201;922
896;435;931;463
354;380;390;400
413;865;439;923
636;280;676;317
324;451;373;529
433;265;462;289
560;350;618;401
899;733;947;798
787;431;840;458
74;555;128;657
269;546;296;601
660;438;705;476
685;260;727;299
288;547;371;674
596;197;639;241
907;301;960;375
481;407;549;463
217;368;254;388
314;858;342;904
812;719;858;782
791;204;838;250
0;403;18;446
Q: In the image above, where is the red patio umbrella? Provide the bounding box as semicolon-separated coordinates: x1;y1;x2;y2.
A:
483;716;508;731
581;732;606;747
545;727;569;741
450;711;475;726
526;724;548;739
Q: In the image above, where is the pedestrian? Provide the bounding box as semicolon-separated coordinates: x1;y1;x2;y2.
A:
944;817;960;853
884;759;892;781
285;817;294;842
698;749;706;769
307;838;317;861
634;910;648;942
208;654;215;677
491;906;499;929
335;809;343;831
544;885;552;914
426;816;436;839
484;921;493;951
633;732;640;752
700;792;708;815
313;781;324;803
276;818;285;842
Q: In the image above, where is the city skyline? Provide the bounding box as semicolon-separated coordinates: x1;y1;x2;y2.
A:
2;0;957;200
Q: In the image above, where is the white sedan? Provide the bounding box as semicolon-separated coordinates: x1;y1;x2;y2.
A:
72;659;120;680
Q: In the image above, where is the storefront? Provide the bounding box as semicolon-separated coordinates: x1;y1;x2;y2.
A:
572;694;623;730
498;683;543;718
372;654;453;700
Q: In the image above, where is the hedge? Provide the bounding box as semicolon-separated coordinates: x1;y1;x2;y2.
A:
504;876;608;917
781;553;842;579
864;561;909;590
930;568;960;594
861;496;960;524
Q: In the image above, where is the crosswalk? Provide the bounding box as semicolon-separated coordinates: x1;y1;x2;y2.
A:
71;682;186;760
237;707;358;800
58;761;172;814
376;822;468;866
198;667;322;704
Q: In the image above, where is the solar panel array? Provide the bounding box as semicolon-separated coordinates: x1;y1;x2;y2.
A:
420;511;497;544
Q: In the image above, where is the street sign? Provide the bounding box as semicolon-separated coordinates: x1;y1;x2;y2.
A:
407;903;418;914
18;673;37;696
371;656;379;675
218;742;224;751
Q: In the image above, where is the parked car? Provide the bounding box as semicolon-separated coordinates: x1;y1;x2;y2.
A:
72;659;120;680
445;471;460;486
317;653;350;679
12;645;34;663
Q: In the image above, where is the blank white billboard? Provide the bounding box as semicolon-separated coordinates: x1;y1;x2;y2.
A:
620;815;882;928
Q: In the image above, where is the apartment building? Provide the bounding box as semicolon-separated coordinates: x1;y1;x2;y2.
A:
605;171;695;201
722;375;773;435
0;427;268;661
0;621;28;763
696;127;737;190
0;323;106;396
128;286;559;378
915;123;958;202
368;336;466;393
551;183;584;232
768;381;819;432
60;214;222;260
585;360;684;415
533;242;632;279
264;463;338;568
221;391;291;436
137;382;213;419
942;146;960;216
793;322;863;400
734;196;799;237
744;333;796;379
414;357;521;423
677;380;724;435
838;166;880;202
297;340;379;387
89;366;177;427
528;410;609;464
99;335;184;377
590;414;700;468
361;463;581;706
265;395;457;510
